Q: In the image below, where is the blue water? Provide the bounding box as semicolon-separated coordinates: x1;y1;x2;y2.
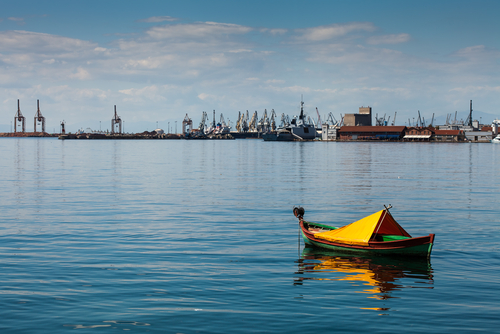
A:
1;138;499;333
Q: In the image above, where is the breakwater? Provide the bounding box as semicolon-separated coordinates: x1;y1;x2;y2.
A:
58;131;235;140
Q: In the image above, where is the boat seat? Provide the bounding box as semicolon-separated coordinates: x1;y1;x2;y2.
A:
373;234;410;241
308;227;324;234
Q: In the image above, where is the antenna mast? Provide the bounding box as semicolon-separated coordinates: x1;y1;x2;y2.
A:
468;100;473;127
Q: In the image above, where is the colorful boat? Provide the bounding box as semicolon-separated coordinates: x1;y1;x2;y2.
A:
293;206;435;258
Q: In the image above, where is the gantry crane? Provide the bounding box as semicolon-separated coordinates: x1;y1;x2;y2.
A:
34;99;45;133
14;99;25;133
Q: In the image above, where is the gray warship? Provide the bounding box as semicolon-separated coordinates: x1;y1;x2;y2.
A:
262;100;316;141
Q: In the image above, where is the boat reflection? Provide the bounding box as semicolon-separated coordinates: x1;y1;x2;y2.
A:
295;247;434;302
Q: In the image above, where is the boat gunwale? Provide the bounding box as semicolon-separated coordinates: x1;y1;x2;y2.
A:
300;220;435;251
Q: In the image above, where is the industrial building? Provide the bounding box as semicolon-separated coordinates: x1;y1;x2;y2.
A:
338;126;406;140
344;106;372;126
403;127;433;141
433;130;465;142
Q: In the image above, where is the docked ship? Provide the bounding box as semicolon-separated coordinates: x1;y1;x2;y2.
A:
263;100;316;141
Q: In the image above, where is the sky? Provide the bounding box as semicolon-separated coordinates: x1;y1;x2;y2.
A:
1;0;499;133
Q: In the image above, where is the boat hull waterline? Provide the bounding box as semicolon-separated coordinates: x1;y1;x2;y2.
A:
300;221;434;257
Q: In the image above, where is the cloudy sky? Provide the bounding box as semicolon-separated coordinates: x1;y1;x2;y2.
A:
1;0;499;133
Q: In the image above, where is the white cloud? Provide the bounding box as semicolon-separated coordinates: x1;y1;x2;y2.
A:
304;43;409;67
70;67;90;80
1;53;34;65
454;45;487;56
137;16;178;23
8;17;25;25
452;45;500;62
125;56;175;69
449;85;500;94
146;22;252;40
198;93;210;100
265;79;285;84
118;85;169;103
260;28;288;35
367;33;410;45
0;30;98;53
295;22;376;41
228;49;252;53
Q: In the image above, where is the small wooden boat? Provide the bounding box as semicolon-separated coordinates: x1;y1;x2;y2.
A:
293;206;435;258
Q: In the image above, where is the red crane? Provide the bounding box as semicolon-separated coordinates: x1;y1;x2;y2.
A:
316;107;322;128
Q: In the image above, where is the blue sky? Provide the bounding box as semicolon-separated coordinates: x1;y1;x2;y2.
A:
1;0;499;132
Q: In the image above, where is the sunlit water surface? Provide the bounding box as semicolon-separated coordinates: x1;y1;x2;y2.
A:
1;138;499;333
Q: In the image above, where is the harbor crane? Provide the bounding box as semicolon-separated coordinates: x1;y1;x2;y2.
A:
416;110;424;127
269;109;277;131
280;113;291;127
14;99;25;133
316;107;322;127
326;112;342;127
248;111;258;132
236;111;249;132
198;111;209;133
182;114;193;135
465;100;473;127
391;112;397;126
236;111;243;132
219;113;227;128
257;109;269;133
34;100;46;133
111;105;122;134
326;112;337;125
375;113;387;126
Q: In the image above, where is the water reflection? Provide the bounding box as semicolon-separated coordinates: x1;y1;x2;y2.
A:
295;247;433;305
14;139;24;204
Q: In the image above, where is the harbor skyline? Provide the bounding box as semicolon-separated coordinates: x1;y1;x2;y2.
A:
1;0;499;133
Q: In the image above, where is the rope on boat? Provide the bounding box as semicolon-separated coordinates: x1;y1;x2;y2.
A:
372;204;392;241
293;206;305;255
298;222;301;256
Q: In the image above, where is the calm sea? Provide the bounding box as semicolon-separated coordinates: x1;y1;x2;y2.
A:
0;138;499;333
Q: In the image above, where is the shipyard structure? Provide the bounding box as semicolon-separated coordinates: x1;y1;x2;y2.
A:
2;98;498;143
321;100;498;143
0;99;57;137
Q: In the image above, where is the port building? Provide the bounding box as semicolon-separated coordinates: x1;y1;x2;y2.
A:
338;126;406;140
403;127;433;141
433;130;465;142
344;106;372;126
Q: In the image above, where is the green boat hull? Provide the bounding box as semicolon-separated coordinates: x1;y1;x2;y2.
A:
301;230;434;257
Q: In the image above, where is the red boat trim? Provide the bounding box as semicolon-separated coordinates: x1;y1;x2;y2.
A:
300;220;434;251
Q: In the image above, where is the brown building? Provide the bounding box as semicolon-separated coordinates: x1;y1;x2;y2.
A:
433;130;465;142
344;106;372;126
403;127;434;141
338;126;406;140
